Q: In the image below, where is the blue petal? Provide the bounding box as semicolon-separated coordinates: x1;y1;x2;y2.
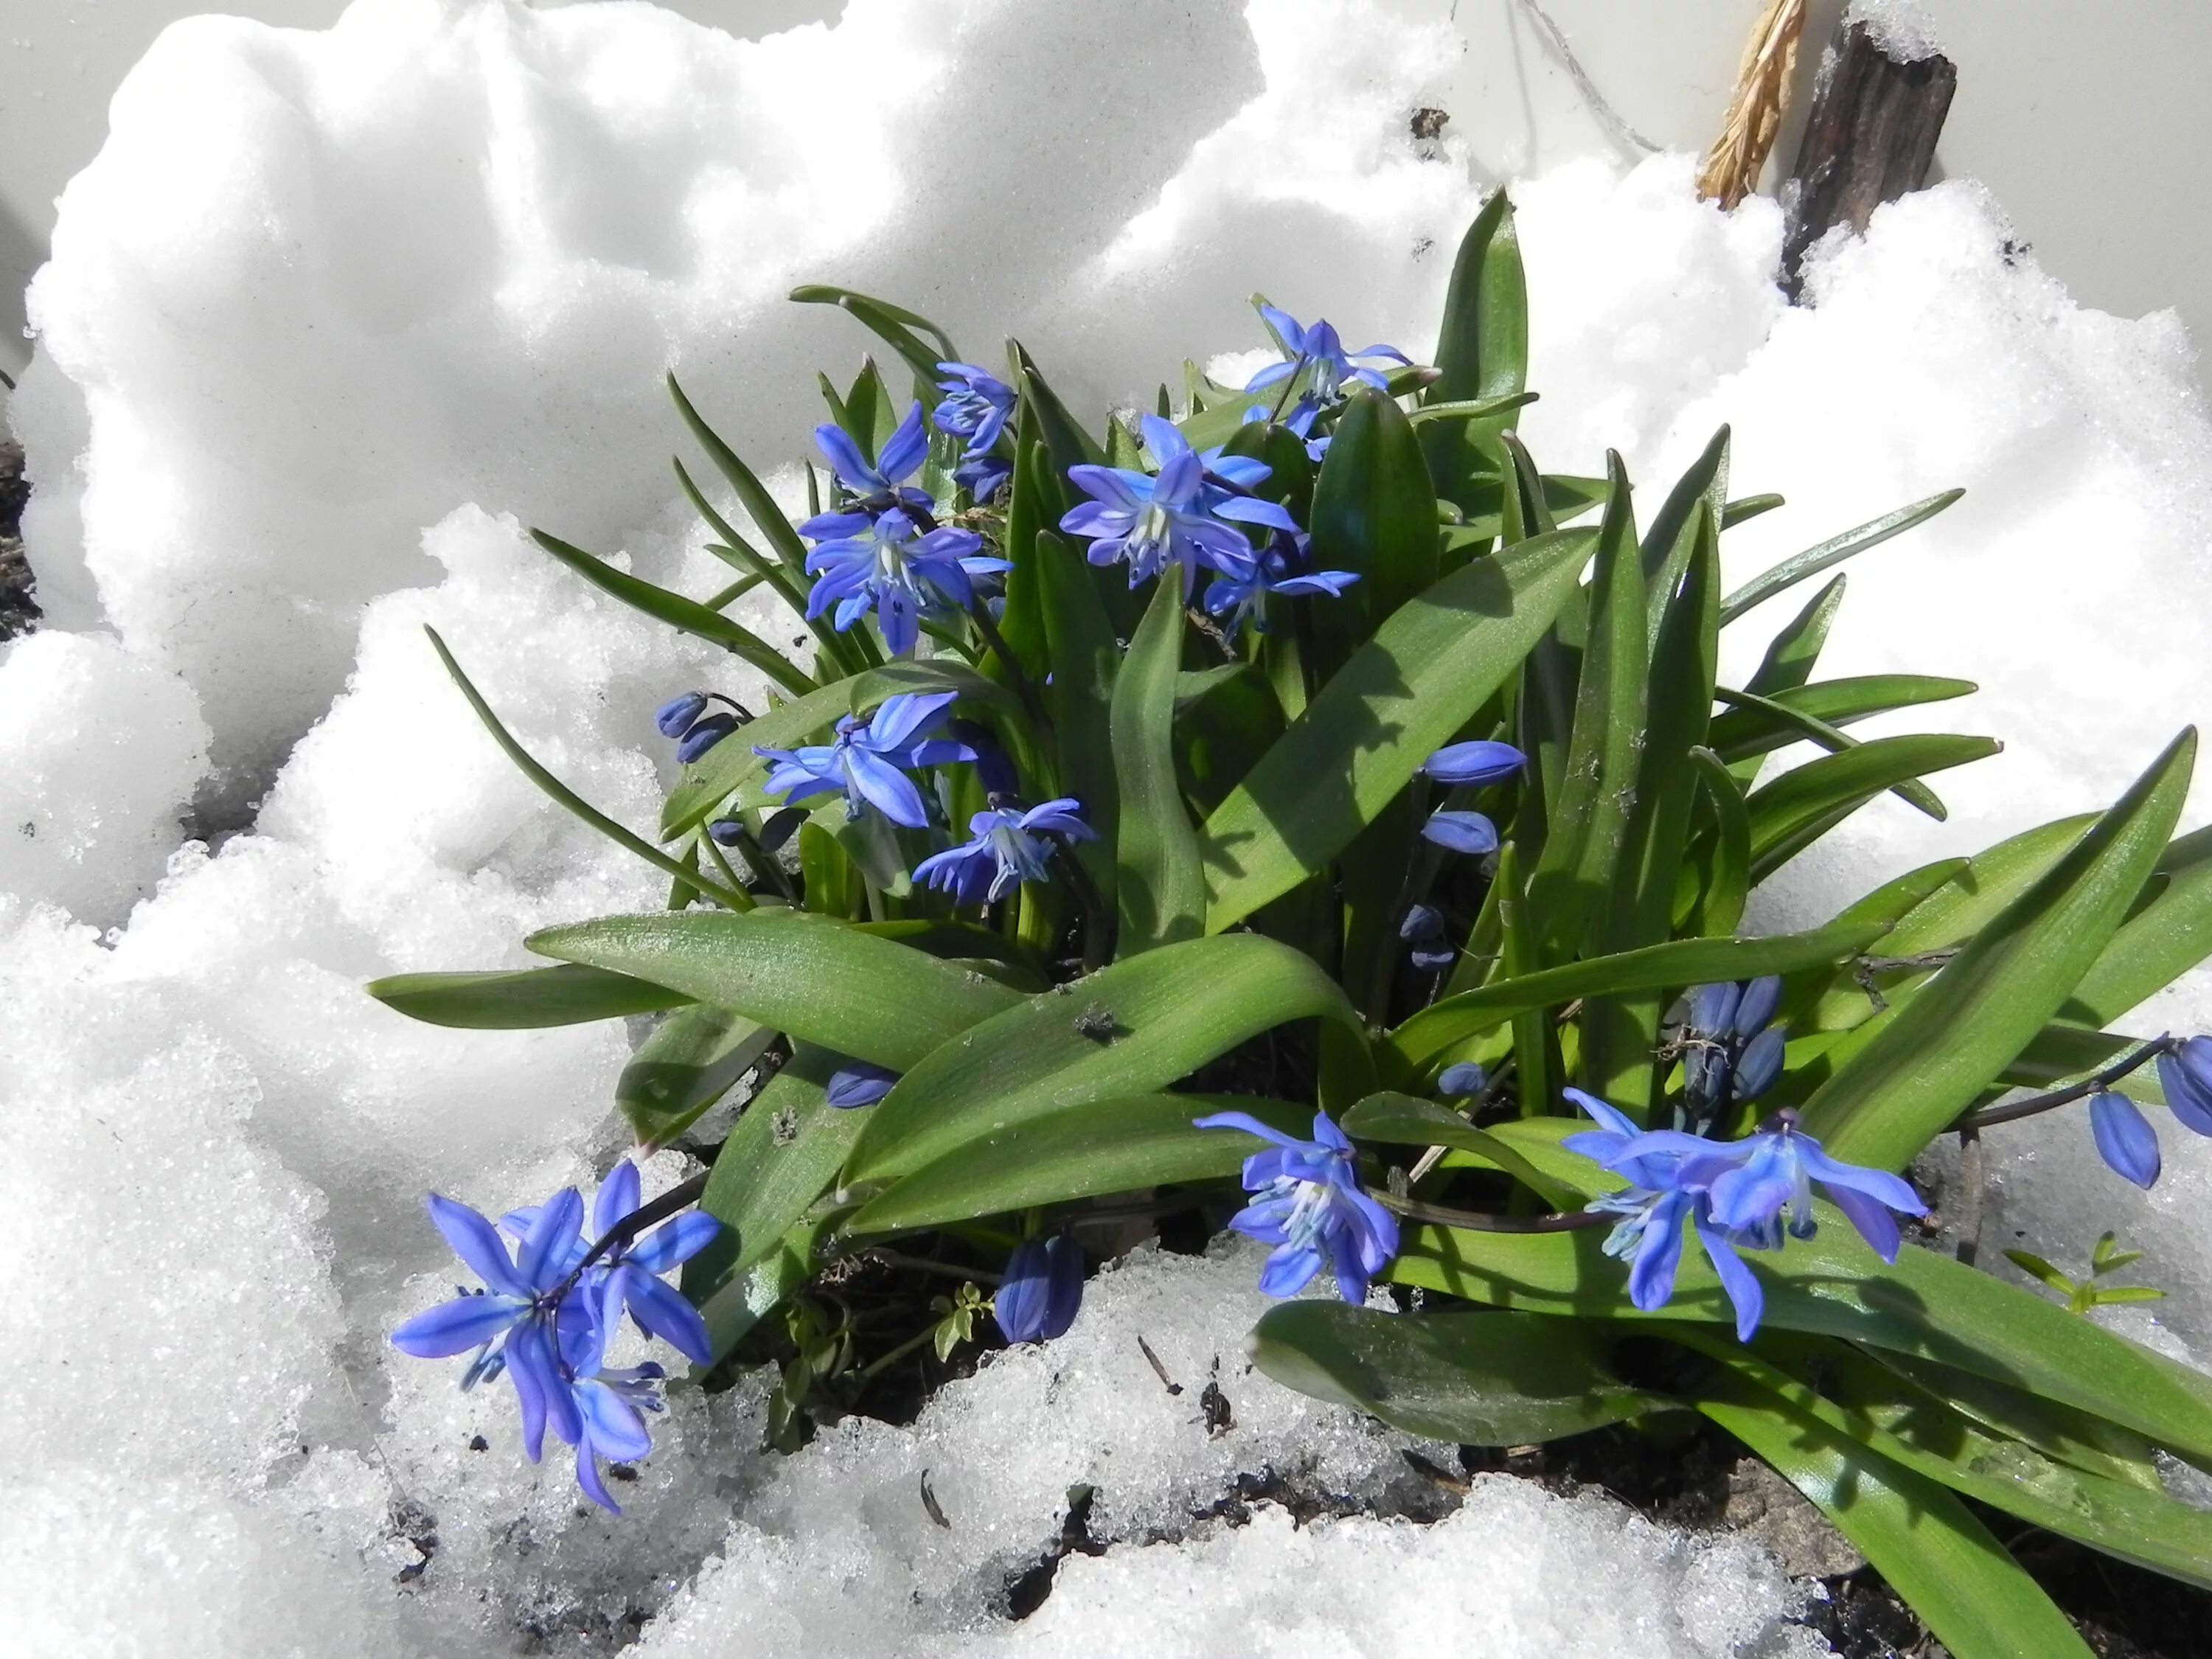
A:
1139;412;1190;466
425;1194;529;1298
592;1162;641;1242
626;1210;724;1273
1420;810;1498;855
618;1267;715;1366
1562;1088;1640;1140
1693;1208;1767;1341
877;403;929;483
2090;1091;2163;1189
1194;1110;1310;1152
1733;975;1783;1039
825;1062;899;1109
845;748;929;828
1419;740;1527;787
1627;1190;1691;1310
392;1294;524;1358
1258;1242;1325;1298
578;1378;655;1463
815;422;881;493
575;1442;622;1514
866;690;959;751
518;1187;585;1291
2157;1040;2212;1135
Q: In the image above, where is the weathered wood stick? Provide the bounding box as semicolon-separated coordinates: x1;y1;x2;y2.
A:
1781;18;1958;296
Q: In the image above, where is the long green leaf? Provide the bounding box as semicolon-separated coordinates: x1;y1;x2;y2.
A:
425;627;751;910
1201;528;1595;933
1309;385;1439;658
846;1093;1309;1234
1250;1303;1674;1447
1744;734;2000;883
1711;673;1976;765
1387;917;1888;1074
1110;576;1203;953
1529;453;1645;961
616;1004;778;1150
525;908;1021;1070
1638;428;1727;653
1718;685;1955;819
1803;729;2194;1168
1337;1091;1584;1208
844;933;1377;1184
1700;1383;2093;1659
2065;823;2212;1025
1718;489;1964;626
1742;571;1846;701
529;530;816;698
1036;529;1121;899
366;962;690;1028
1680;746;1750;936
1419;189;1526;504
788;285;956;394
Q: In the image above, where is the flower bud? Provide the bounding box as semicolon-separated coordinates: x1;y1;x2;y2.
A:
824;1062;897;1110
995;1235;1083;1343
1418;740;1526;789
1420;810;1499;856
706;818;748;847
1731;1026;1786;1101
655;691;708;738
1686;981;1742;1040
1436;1062;1488;1099
1733;975;1783;1041
2156;1035;2212;1136
1399;902;1447;943
675;712;739;764
2090;1091;2162;1189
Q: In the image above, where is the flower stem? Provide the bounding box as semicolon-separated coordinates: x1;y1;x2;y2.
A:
551;1170;712;1307
966;597;1051;737
1950;1034;2170;1130
1366;1186;1611;1234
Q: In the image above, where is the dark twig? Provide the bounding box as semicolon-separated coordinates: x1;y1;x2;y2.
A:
1954;1124;1984;1267
552;1170;712;1307
1368;1187;1611;1234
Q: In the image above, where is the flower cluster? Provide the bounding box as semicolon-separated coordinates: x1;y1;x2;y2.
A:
1417;737;1523;855
655;690;749;765
1197;1110;1399;1304
1672;976;1786;1129
2086;1035;2212;1189
1565;1092;1924;1340
933;361;1018;502
390;1164;720;1512
1244;304;1411;405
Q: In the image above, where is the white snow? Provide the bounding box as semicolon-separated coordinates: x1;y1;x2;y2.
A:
1842;0;1945;64
3;0;2211;1650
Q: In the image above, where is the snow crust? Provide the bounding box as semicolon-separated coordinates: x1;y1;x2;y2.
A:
1843;0;1944;64
3;0;2211;1651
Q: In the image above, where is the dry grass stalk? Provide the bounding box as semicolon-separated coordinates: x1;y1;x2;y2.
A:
1697;0;1808;209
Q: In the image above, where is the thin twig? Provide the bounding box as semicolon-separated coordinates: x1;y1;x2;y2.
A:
551;1170;712;1307
967;597;1051;736
1952;1034;2171;1130
1954;1124;1984;1267
1515;0;1662;156
1368;1186;1611;1234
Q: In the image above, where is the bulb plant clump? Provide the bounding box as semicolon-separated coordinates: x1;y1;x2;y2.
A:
375;195;2212;1652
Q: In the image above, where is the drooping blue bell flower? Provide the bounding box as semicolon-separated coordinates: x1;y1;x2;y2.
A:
995;1234;1085;1343
1729;1026;1786;1102
754;691;973;830
798;506;1011;657
675;712;740;765
1059;415;1299;597
655;692;709;738
1419;740;1526;788
1200;544;1359;634
815;402;934;516
1399;902;1456;973
1437;1061;1488;1098
911;798;1096;907
1197;1110;1399;1304
2090;1091;2163;1189
1242;305;1411;403
954;451;1012;502
933;362;1017;455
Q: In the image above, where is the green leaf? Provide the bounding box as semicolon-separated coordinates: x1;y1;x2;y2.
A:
1528;453;1646;961
844;933;1377;1185
1638;428;1727;653
1718;489;1964;626
1420;189;1527;504
1804;730;2194;1169
788;285;956;396
1249;1303;1674;1446
365;962;690;1028
1718;686;1958;820
1710;673;1977;765
1698;1383;2093;1659
2065;823;2212;1025
1110;576;1203;953
1743;734;2001;883
1036;529;1121;898
684;1045;867;1362
616;1004;778;1150
526;908;1022;1070
1742;571;1846;703
1337;1091;1585;1208
1200;527;1596;933
1680;746;1750;936
529;529;817;699
1012;345;1108;473
1308;386;1439;658
1386;917;1888;1074
425;627;751;910
1404;392;1538;428
846;1093;1310;1234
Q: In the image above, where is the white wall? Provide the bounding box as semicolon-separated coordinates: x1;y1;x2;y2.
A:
3;0;2208;385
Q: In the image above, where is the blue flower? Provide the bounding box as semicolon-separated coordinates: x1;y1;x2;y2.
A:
1060;415;1300;597
815;402;934;517
954;452;1012;502
1202;544;1359;634
1245;396;1333;462
995;1235;1085;1343
1419;740;1526;788
1730;1026;1786;1102
506;1163;720;1367
1195;1110;1399;1304
825;1061;899;1109
755;691;973;830
2090;1091;2162;1189
799;506;1011;657
1675;978;1789;1125
1243;305;1411;403
1399;902;1456;973
1565;1094;1924;1340
2156;1036;2212;1135
658;692;749;765
911;798;1096;906
676;713;739;765
1420;810;1499;856
933;362;1017;455
559;1287;669;1515
391;1188;591;1458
